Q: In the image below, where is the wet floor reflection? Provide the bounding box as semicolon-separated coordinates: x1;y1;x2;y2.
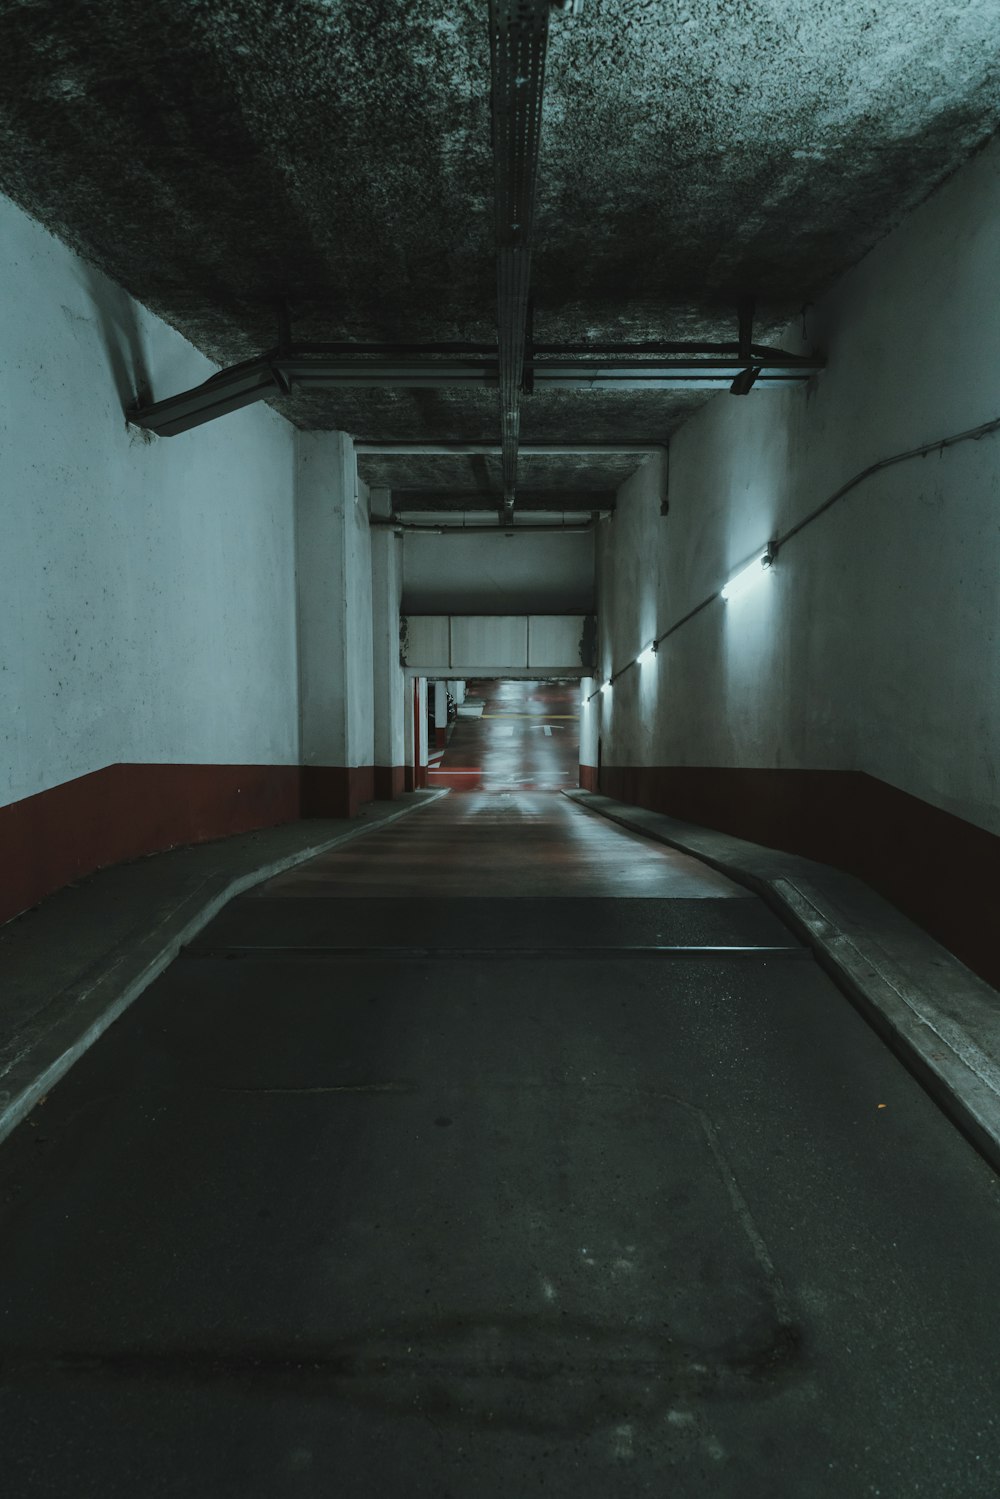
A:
429;679;580;793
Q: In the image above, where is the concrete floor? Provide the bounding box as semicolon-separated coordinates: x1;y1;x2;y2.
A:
428;679;580;792
1;792;1000;1495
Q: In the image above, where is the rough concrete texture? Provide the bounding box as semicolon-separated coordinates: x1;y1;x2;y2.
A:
0;189;298;808
358;451;642;502
592;132;1000;838
296;432;375;771
567;789;1000;1176
0;0;997;497
4;794;1000;1494
0;793;442;1149
392;490;615;513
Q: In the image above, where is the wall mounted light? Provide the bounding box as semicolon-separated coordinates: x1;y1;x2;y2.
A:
600;680;612;695
721;542;776;602
636;642;658;666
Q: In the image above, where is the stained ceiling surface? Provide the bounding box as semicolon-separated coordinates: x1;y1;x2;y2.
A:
1;0;998;504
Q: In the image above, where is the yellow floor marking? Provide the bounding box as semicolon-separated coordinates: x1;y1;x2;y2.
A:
481;714;579;719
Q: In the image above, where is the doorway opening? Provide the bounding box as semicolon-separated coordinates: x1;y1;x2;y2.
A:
426;678;580;792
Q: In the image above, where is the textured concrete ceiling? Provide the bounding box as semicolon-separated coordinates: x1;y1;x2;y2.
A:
1;0;998;502
362;451;652;501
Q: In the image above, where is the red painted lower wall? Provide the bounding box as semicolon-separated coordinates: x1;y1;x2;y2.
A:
299;766;375;820
0;763;300;929
593;764;1000;991
0;761;380;929
374;765;406;801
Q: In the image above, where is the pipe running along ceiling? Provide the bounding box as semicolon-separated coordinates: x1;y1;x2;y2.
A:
0;1;998;508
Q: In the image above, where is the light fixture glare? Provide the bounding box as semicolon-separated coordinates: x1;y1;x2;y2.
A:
637;643;657;666
721;549;772;602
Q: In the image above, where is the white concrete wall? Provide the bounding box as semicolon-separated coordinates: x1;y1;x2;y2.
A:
578;676;599;768
415;677;428;774
402;615;589;675
402;529;595;614
592;453;668;770
295;432;374;770
432;680;448;731
0;192;298;807
596;134;1000;835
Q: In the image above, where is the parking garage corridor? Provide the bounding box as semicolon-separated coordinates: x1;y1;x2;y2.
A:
428;679;580;793
2;794;1000;1496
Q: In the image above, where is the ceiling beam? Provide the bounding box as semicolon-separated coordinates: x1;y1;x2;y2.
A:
391;489;616;510
355;441;665;456
128;347;823;437
489;0;553;522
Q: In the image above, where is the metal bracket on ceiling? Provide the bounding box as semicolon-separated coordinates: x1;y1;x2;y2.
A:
730;296;763;395
271;300;294;395
127;274;825;445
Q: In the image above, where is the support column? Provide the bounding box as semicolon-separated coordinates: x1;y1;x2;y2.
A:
433;680;448;749
295;431;375;818
406;677;429;789
370;488;406;799
578;675;598;790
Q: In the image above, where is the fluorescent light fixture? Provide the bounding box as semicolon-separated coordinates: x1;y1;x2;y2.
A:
637;643;657;666
721;548;773;602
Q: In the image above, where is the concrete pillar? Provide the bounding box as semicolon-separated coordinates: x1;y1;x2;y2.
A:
370;487;406;798
403;674;415;789
433;680;448;748
412;677;429;788
403;677;429;791
453;680;467;707
578;675;598;790
295;430;375;818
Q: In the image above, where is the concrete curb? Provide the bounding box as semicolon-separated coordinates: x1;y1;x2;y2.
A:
565;788;1000;1174
0;792;446;1147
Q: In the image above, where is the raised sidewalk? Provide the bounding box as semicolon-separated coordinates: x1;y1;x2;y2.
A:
566;787;1000;1174
0;792;443;1146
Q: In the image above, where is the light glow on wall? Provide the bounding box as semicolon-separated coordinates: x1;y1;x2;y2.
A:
636;643;657;666
721;549;772;602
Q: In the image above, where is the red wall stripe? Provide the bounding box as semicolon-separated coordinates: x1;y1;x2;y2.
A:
0;762;390;928
374;766;407;801
590;764;1000;990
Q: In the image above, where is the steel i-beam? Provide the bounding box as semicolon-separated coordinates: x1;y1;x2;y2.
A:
489;0;552;521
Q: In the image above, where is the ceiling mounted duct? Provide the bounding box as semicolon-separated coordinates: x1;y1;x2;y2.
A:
488;0;555;523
